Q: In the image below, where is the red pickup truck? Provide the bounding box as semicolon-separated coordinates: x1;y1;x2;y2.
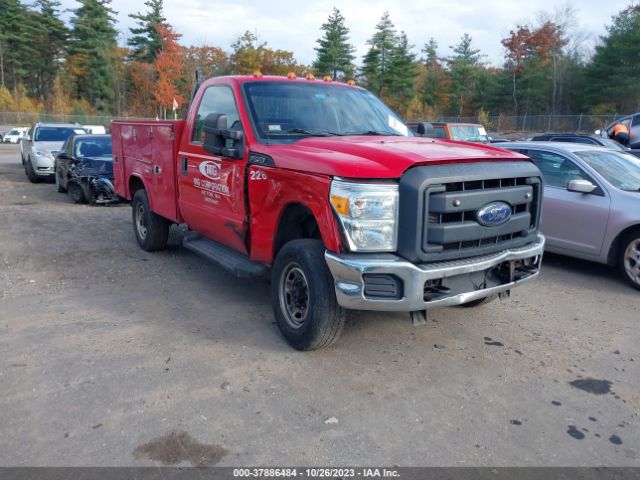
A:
112;75;545;350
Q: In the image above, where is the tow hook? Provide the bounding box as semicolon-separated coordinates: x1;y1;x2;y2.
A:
410;310;428;326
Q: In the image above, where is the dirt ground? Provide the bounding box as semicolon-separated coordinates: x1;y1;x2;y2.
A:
0;143;638;466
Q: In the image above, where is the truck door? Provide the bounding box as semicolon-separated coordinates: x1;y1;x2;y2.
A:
178;85;248;253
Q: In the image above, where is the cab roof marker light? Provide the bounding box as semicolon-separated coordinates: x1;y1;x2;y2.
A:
287;72;296;79
305;73;315;80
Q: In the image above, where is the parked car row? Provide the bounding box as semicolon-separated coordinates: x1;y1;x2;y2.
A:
18;122;116;204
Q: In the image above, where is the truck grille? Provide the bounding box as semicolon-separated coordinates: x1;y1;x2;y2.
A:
425;177;540;255
397;162;543;263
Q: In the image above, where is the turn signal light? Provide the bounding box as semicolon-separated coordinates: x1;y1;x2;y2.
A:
330;195;349;216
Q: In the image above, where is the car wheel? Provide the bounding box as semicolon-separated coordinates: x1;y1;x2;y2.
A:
131;189;170;251
619;231;640;291
54;165;67;193
67;181;86;203
457;295;497;308
271;239;345;350
25;157;40;183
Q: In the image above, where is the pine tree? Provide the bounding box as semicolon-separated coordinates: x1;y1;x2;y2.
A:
68;0;118;112
0;0;38;90
584;4;640;112
312;8;355;81
447;33;483;117
128;0;166;63
387;32;419;114
419;38;449;112
362;11;398;96
32;0;68;98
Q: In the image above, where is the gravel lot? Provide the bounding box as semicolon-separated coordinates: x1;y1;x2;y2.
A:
0;143;638;466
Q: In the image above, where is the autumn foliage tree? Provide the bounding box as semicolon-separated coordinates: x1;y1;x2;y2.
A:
153;23;186;118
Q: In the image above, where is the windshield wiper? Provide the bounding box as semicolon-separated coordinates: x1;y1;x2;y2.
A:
344;130;402;136
284;128;342;137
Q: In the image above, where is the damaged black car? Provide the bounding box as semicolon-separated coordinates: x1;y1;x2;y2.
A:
54;134;117;204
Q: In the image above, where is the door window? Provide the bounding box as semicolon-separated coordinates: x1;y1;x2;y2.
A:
526;150;591;189
192;86;240;143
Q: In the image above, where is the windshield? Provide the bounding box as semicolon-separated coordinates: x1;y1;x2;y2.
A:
448;125;489;143
575;150;640;191
598;137;628;151
8;129;20;135
74;136;113;158
243;81;410;143
35;127;85;142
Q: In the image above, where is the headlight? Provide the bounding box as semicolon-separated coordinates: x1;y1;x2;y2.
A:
35;150;52;158
330;179;399;252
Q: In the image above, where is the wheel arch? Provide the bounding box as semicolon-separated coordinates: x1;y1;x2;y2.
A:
607;224;640;265
273;203;323;259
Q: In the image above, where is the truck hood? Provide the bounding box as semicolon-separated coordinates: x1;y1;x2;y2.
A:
261;136;529;178
33;141;65;153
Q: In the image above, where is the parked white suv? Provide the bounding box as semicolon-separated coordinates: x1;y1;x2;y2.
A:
20;123;87;182
3;127;28;144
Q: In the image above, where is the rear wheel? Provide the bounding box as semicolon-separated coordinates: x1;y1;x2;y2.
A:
25;157;39;183
131;189;170;251
457;295;497;308
619;230;640;291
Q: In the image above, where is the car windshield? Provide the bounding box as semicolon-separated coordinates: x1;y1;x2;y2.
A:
598;137;628;151
242;81;410;143
74;137;113;158
35;127;85;142
448;125;489;142
8;129;20;135
575;150;640;191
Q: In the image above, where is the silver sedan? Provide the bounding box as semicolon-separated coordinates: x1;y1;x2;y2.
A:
499;142;640;290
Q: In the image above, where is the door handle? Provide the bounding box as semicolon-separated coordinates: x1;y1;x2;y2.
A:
181;157;188;176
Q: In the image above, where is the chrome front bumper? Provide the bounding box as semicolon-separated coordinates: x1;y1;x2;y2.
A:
325;234;545;311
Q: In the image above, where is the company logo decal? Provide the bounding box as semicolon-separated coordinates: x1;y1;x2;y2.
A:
199;160;220;180
477;202;512;227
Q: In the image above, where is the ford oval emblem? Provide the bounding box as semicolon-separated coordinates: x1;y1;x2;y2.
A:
477;202;512;227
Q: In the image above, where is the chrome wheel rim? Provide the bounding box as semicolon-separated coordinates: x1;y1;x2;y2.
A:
135;203;148;239
279;263;309;329
624;239;640;286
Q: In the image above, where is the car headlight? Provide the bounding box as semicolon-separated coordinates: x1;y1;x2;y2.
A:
330;179;399;252
35;150;52;158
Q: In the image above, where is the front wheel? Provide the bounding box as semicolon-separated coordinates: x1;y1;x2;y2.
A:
619;231;640;290
271;239;345;350
25;158;40;183
54;165;66;193
131;189;170;251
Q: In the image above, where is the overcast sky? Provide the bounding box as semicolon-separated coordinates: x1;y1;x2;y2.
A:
61;0;630;66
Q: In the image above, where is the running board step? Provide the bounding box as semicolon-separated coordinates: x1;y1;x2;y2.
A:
183;235;268;279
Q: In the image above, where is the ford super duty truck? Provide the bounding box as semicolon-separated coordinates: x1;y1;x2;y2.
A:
112;74;545;350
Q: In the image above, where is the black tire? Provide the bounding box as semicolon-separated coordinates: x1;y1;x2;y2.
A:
457;295;498;308
67;181;86;203
271;239;345;350
54;165;67;193
618;230;640;291
131;189;170;251
25;157;40;183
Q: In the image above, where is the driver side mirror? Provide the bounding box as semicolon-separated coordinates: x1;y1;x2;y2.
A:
567;179;597;194
203;113;244;159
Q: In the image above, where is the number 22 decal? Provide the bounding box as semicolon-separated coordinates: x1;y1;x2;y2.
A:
250;170;267;181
